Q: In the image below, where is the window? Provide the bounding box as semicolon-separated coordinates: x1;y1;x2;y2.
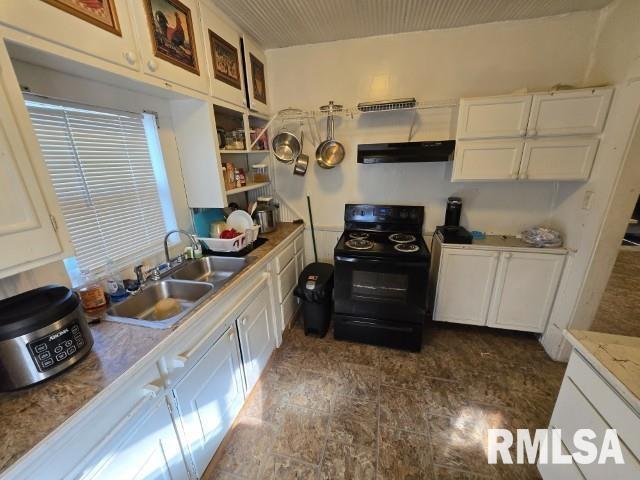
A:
25;97;176;274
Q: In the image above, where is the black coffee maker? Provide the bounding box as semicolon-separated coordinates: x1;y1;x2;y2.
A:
436;196;472;244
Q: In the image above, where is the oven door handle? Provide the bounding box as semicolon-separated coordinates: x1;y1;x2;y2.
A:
335;255;427;268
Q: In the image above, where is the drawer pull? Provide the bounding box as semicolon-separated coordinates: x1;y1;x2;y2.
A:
142;380;162;398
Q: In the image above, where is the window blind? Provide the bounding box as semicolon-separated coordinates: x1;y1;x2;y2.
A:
26;98;168;272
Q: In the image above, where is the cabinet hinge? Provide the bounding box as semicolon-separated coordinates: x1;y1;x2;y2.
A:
49;214;58;232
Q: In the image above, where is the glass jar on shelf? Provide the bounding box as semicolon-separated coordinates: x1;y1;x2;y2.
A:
251;163;269;183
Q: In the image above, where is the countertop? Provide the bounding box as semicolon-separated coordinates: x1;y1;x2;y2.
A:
0;222;304;474
565;329;640;413
445;234;568;254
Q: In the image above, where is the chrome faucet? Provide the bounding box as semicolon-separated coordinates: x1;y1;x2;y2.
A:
164;229;199;263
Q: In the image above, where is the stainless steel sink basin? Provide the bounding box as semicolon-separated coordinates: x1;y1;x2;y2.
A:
170;256;254;287
106;280;213;329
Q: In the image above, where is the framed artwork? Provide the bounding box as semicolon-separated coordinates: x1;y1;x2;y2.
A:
209;30;241;89
144;0;199;75
250;53;266;104
42;0;121;36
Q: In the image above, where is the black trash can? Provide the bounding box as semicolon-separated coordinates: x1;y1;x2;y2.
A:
294;263;334;337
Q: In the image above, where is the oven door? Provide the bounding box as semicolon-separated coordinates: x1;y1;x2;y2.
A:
333;255;428;323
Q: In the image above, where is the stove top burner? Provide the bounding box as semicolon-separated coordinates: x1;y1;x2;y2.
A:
349;232;370;240
394;243;419;253
389;233;417;244
345;239;374;250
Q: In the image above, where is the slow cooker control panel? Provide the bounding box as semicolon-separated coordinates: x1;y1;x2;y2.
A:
27;322;87;372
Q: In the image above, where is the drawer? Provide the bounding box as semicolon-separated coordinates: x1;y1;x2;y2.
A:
280;287;299;329
277;258;297;304
537;439;585;480
274;243;295;273
551;378;640;479
294;233;304;253
566;352;640;456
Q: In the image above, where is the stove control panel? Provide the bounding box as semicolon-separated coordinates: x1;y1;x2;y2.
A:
28;322;87;372
346;204;423;225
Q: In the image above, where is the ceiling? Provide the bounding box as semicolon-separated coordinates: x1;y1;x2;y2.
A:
211;0;614;49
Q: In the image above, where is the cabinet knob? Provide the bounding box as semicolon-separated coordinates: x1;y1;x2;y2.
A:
147;59;158;72
528;129;537;137
519;129;526;136
520;173;528;180
242;317;247;325
504;252;512;259
511;173;518;179
123;51;137;65
229;332;234;342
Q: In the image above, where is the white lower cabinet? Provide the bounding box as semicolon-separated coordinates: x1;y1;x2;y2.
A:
434;249;499;325
172;326;245;477
434;247;565;333
487;252;564;332
236;284;275;392
82;395;189;480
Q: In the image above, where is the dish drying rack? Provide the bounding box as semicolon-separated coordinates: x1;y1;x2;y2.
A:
248;98;459;149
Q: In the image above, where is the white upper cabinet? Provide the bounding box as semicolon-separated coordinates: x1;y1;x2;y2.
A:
242;35;269;114
487;252;564;333
0;49;65;279
527;88;613;136
434;248;499;326
456;95;532;140
452;140;523;181
128;0;209;94
200;2;246;108
0;0;140;70
520;137;599;181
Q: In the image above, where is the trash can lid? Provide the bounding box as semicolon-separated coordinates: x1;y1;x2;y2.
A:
297;262;334;302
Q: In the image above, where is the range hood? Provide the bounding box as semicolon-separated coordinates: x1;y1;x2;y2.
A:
357;140;455;164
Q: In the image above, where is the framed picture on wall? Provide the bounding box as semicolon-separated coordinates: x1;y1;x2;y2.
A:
209;30;241;89
144;0;199;75
250;53;266;104
42;0;121;36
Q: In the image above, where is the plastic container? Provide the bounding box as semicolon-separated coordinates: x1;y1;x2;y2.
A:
251;163;269;183
294;263;334;337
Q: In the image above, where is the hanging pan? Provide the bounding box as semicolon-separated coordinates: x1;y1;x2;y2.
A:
316;101;345;169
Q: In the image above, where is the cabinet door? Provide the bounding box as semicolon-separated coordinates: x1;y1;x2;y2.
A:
456;95;532;140
0;64;62;277
128;0;209;94
528;88;613;136
242;35;269;114
0;0;140;70
487;252;564;333
172;327;245;477
520;137;598;181
200;2;246;107
237;284;275;392
85;397;189;480
452;140;523;181
434;248;499;325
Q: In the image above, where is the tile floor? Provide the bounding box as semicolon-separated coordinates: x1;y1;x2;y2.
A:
204;319;567;479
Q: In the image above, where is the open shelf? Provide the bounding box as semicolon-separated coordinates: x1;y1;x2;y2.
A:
226;182;270;195
220;149;270;154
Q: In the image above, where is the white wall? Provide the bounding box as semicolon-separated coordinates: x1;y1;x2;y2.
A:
266;11;600;235
0;60;192;298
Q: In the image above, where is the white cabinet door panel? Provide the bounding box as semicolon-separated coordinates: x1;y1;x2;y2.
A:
456;95;531;140
237;285;275;392
242;35;268;114
487;252;564;333
85;397;189;480
434;248;499;325
200;2;246;107
172;327;245;477
521;137;598;181
0;70;62;276
452;140;523;181
277;258;297;304
528;88;613;136
280;287;298;331
0;0;140;70
128;0;209;94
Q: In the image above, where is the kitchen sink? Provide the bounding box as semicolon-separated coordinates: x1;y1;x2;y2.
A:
170;256;255;287
106;280;213;329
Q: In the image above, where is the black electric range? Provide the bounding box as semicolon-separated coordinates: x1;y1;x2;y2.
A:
333;204;430;351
